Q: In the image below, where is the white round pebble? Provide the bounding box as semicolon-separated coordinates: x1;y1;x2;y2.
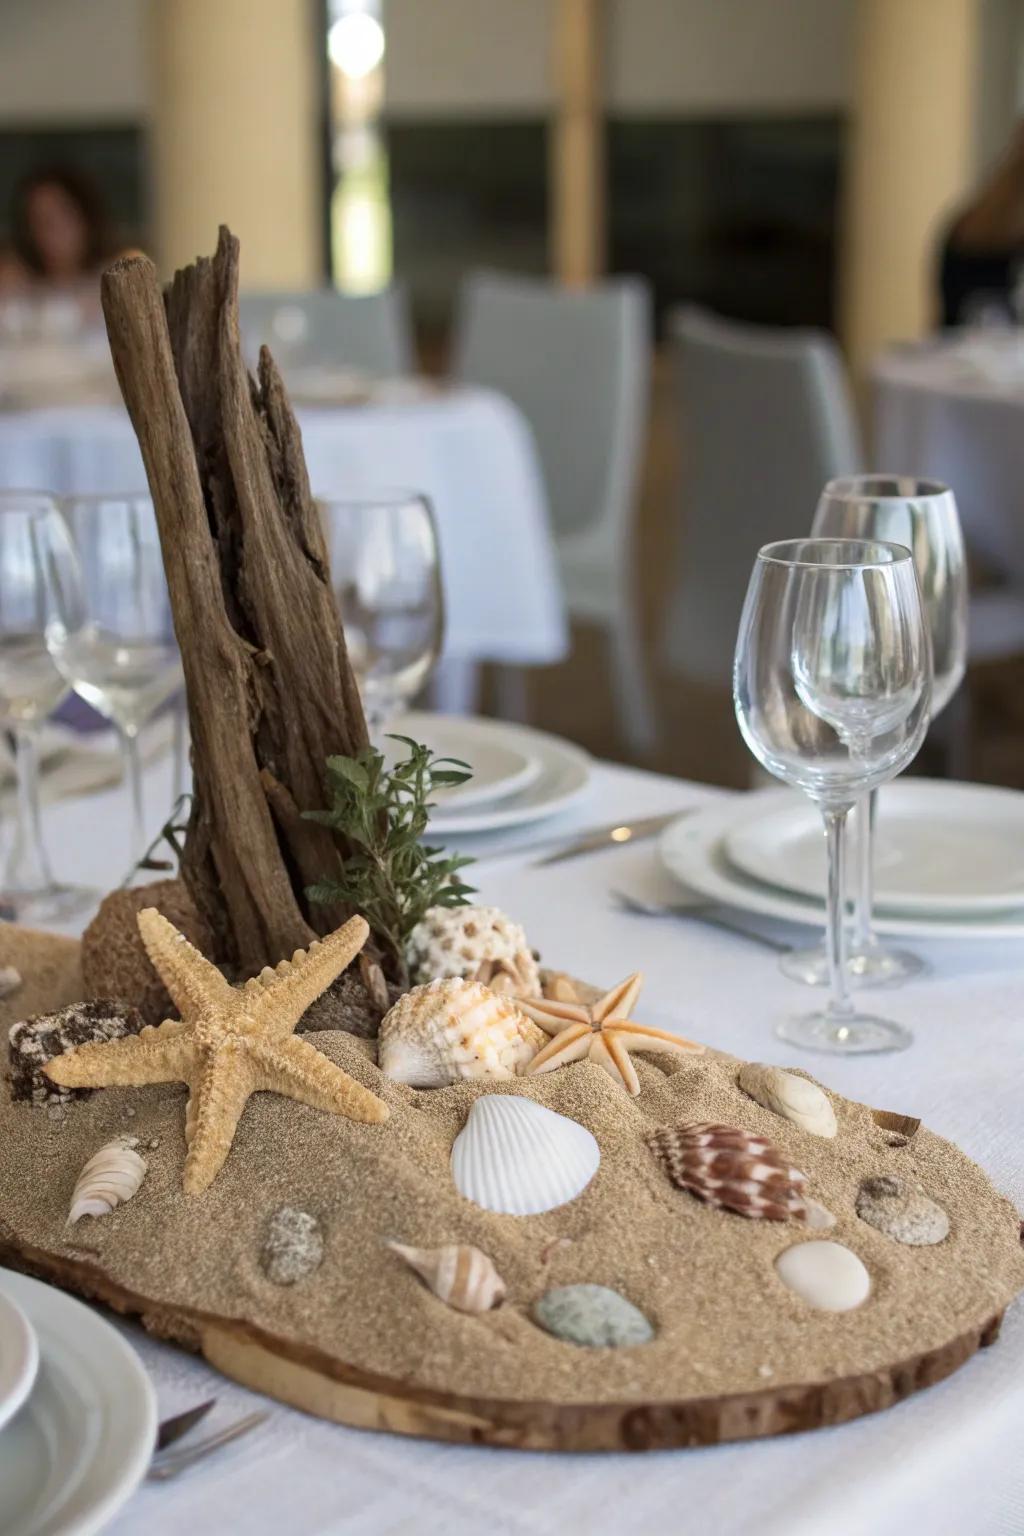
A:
775;1240;871;1312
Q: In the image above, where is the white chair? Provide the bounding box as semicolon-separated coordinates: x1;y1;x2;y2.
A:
238;286;413;376
662;306;863;689
452;270;656;753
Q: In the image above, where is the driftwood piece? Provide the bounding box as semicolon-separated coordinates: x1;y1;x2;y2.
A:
100;229;368;975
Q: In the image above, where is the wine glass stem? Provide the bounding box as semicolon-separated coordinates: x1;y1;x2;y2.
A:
6;723;54;892
121;725;145;869
823;806;854;1020
853;789;878;950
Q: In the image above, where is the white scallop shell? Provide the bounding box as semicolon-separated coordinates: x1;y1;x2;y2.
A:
737;1063;837;1139
379;978;545;1087
68;1137;147;1223
405;905;540;995
450;1095;600;1215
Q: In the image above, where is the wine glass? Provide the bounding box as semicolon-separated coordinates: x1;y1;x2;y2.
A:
734;539;931;1054
47;496;183;868
318;492;444;734
782;477;966;988
0;491;92;921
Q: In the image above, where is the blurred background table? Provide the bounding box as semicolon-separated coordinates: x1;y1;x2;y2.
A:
0;384;567;696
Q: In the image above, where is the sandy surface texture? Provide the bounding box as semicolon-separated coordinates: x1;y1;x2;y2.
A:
2;1020;1022;1407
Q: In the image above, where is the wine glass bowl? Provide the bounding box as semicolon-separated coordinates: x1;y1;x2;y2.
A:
318;491;443;733
0;491;91;921
47;496;182;867
734;538;931;1055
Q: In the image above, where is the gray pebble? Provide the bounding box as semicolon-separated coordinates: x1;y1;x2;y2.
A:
856;1175;949;1246
532;1284;653;1348
260;1206;324;1285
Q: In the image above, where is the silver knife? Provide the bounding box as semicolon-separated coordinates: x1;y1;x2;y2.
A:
531;810;692;867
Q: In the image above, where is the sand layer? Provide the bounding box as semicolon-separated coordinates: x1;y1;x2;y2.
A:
1;1021;1022;1407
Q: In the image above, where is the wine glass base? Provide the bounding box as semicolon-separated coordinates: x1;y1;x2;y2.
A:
779;941;929;989
0;882;98;926
776;1010;913;1056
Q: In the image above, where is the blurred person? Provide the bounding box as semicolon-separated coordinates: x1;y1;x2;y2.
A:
0;164;114;301
939;122;1024;326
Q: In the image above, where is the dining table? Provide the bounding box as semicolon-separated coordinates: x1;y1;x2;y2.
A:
0;381;568;704
13;742;1024;1536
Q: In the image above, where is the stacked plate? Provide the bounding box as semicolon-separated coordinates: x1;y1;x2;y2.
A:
0;1268;155;1535
659;780;1024;940
390;712;591;836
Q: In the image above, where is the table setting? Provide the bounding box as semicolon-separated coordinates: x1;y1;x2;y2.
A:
0;231;1022;1536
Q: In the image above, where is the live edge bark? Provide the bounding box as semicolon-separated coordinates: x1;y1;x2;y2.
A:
100;227;368;976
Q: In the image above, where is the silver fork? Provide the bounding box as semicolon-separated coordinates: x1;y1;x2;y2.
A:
148;1411;270;1481
611;889;790;953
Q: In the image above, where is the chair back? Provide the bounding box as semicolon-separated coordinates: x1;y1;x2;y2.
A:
453;271;651;554
238;286;413;375
664;305;863;687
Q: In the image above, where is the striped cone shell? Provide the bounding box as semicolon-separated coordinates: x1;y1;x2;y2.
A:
646;1121;808;1222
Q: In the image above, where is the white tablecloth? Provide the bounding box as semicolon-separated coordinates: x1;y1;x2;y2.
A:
0;387;567;668
874;338;1024;584
17;753;1024;1536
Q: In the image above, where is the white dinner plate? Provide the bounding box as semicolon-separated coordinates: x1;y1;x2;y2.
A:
659;794;1024;940
0;1288;38;1434
0;1270;156;1536
395;715;591;834
725;780;1024;916
386;712;541;809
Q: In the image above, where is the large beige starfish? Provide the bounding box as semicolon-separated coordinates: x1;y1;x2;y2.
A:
519;973;704;1096
45;910;389;1194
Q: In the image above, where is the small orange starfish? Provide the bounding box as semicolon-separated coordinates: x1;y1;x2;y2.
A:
518;973;704;1096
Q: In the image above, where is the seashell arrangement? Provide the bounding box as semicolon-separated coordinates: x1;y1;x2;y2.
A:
405;905;541;996
532;1284;653;1348
261;1206;324;1285
855;1175;949;1246
737;1063;837;1139
646;1122;808;1222
387;1241;506;1313
68;1136;147;1223
451;1094;600;1215
378;978;545;1087
775;1240;872;1312
0;965;21;1000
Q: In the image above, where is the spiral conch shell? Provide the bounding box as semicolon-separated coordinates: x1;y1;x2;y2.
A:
387;1240;506;1313
68;1136;147;1223
378;978;545;1087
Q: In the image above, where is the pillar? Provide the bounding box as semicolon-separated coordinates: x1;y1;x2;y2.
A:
840;0;982;382
151;0;322;287
550;0;605;286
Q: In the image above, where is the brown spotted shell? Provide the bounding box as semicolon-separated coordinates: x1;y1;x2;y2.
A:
405;905;540;996
646;1121;808;1222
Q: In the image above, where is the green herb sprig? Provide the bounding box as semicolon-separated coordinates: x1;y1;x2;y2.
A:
304;736;476;982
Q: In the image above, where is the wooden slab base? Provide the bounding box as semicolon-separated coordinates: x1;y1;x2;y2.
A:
0;1234;1004;1453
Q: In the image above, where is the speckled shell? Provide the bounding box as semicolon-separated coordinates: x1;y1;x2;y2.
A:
405;905;541;996
68;1137;147;1223
378;978;546;1087
451;1095;600;1215
387;1241;506;1312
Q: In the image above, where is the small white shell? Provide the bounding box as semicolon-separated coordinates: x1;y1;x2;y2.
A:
0;966;21;1000
387;1241;506;1312
379;978;545;1087
775;1240;871;1312
737;1063;837;1139
451;1095;600;1215
405;905;540;995
68;1137;147;1223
